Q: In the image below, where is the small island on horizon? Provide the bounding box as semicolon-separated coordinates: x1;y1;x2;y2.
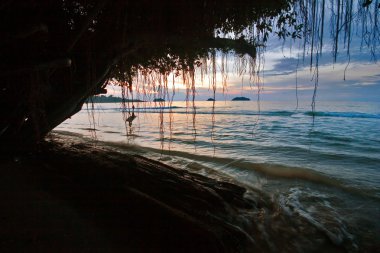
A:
231;96;250;101
87;96;254;103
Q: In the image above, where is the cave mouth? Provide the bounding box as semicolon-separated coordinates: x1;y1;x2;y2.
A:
1;0;377;152
0;0;295;152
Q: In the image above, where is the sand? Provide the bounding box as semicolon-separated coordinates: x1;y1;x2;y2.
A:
0;131;255;252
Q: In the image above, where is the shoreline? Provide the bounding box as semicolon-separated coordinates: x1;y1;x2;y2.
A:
0;131;255;252
1;131;378;252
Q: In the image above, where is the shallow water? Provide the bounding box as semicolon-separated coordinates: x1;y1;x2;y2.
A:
57;100;380;251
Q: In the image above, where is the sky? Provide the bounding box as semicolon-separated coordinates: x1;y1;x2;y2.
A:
106;4;380;103
106;41;380;103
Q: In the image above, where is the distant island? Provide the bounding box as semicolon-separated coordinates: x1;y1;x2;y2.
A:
232;97;250;101
88;95;144;103
207;98;215;101
153;98;165;102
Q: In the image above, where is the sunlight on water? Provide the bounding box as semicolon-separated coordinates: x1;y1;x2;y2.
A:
58;100;380;189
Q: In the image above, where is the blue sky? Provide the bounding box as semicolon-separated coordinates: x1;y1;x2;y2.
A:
107;3;380;103
192;32;380;102
251;40;380;102
107;37;379;102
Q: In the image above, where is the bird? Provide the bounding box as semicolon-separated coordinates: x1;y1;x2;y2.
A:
126;113;136;123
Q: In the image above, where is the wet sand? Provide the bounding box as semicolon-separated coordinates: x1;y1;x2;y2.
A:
0;131;254;252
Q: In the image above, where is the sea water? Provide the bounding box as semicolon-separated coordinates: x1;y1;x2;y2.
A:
57;100;380;251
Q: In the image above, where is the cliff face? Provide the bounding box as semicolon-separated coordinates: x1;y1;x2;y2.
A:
0;0;289;152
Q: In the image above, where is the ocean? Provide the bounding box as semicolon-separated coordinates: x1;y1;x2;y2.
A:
57;100;380;251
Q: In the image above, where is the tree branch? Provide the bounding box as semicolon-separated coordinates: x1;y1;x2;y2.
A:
66;0;109;52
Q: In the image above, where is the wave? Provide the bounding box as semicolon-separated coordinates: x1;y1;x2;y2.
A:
96;140;379;199
84;106;380;120
308;130;353;143
122;109;295;117
81;100;380;120
195;159;378;199
278;187;356;249
305;111;380;119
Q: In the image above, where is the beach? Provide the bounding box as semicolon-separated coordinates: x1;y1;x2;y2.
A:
53;100;380;252
1;130;378;252
0;131;259;252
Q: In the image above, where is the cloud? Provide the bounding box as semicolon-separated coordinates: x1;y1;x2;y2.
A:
265;57;299;76
103;30;379;102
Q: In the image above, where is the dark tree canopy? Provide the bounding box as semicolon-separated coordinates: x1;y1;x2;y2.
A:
0;0;378;151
